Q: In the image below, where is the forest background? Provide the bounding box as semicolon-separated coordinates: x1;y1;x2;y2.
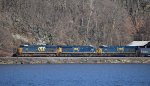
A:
0;0;149;56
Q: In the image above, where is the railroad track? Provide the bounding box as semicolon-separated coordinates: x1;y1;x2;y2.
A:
0;56;148;58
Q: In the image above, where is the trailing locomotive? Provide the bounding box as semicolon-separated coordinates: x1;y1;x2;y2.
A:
98;46;139;57
13;44;150;57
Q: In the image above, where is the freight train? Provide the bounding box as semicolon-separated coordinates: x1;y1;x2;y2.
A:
13;44;150;57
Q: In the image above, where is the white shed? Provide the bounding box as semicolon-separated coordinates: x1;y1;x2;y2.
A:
127;41;150;47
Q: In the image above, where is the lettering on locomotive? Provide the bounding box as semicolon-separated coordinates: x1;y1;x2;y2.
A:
117;48;124;52
38;47;46;52
74;48;79;52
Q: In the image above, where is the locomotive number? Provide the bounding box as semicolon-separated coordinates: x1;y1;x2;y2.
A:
38;47;46;52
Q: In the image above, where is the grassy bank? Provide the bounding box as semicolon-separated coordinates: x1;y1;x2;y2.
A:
0;57;150;64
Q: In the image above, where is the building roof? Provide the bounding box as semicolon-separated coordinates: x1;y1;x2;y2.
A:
127;41;150;46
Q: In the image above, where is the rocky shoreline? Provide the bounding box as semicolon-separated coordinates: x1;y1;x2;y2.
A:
0;57;150;64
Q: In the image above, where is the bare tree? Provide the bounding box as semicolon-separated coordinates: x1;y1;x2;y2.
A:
0;0;149;56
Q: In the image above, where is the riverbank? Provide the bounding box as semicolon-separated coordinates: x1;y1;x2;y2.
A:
0;57;150;64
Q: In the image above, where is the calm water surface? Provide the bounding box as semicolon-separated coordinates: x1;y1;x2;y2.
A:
0;64;150;86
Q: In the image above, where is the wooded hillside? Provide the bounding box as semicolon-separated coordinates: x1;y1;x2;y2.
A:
0;0;149;56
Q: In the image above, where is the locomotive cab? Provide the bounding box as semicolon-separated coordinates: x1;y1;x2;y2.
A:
12;45;23;57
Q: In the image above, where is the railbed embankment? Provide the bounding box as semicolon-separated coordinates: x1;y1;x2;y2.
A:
0;57;150;64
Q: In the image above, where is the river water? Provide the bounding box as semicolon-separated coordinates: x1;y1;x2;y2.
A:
0;64;150;86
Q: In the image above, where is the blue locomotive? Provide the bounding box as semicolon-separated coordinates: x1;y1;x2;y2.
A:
13;44;97;57
14;44;58;57
13;44;150;57
98;46;138;57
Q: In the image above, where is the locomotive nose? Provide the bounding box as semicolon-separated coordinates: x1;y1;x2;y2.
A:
17;48;23;55
97;48;102;54
57;47;62;54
